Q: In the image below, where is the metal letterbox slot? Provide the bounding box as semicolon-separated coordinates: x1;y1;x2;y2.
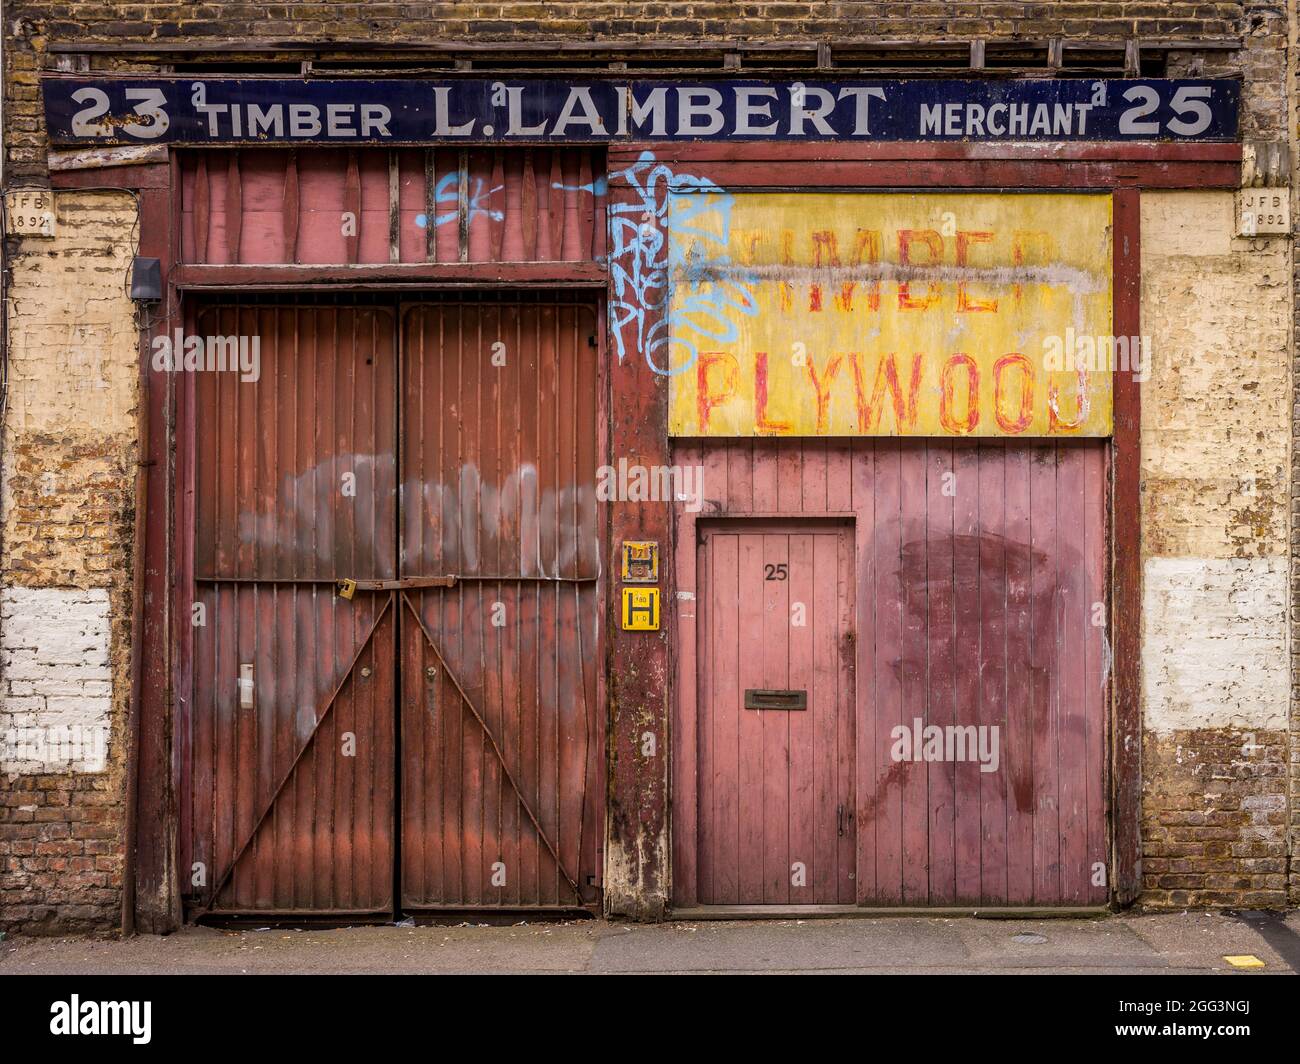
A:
744;688;808;711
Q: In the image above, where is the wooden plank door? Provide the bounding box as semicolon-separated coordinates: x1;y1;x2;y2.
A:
696;521;855;905
857;440;1108;907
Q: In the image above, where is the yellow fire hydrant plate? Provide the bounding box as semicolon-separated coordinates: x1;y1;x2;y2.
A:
621;586;660;631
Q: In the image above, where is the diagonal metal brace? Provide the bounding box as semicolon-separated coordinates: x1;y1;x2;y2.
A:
195;594;395;916
401;591;584;904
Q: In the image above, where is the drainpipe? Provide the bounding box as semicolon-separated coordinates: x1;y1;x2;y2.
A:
122;277;151;938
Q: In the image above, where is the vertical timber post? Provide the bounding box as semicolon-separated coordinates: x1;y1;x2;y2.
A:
603;151;671;919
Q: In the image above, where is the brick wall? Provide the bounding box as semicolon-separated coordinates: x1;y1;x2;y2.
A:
7;0;1248;42
1290;0;1300;908
2;588;113;775
0;192;138;934
1138;189;1292;908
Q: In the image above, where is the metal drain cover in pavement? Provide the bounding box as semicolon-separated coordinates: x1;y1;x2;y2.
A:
1012;933;1048;944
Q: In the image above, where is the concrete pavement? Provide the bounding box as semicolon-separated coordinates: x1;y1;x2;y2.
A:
2;910;1298;975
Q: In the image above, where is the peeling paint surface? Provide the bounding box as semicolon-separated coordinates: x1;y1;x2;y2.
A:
668;191;1114;436
1137;191;1291;908
1143;557;1287;734
0;588;112;773
1140;192;1288;560
1139;192;1290;737
0;191;139;931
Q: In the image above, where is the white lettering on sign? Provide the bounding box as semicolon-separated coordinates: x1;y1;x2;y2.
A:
553;87;608;136
838;86;888;134
45;78;1236;144
678;88;725;135
629;86;669;137
788;85;838;136
506;85;547;136
195;101;392;138
734;86;779;135
247;103;283;137
920;101;1094;137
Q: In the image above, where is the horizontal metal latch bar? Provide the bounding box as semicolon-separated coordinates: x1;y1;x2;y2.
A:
336;574;601;598
337;576;455;599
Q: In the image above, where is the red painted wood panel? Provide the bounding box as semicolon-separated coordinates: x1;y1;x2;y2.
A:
898;448;928;905
738;531;766;904
1003;444;1035;904
695;522;856;905
976;444;1009;902
952;444;983;902
674;438;1107;908
181;148;607;266
925;442;956;904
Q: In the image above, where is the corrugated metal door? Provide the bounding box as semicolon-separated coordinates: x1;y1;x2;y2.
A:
182;293;602;916
181;147;607;265
695;522;856;905
399;295;602;910
185;301;398;914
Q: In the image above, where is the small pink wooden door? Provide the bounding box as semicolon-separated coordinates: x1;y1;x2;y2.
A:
695;522;856;905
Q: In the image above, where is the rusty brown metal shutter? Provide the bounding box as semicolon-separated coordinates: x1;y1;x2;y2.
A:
398;294;602;910
179;293;603;916
183;300;399;914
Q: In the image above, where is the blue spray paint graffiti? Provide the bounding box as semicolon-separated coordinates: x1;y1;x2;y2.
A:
666;197;761;376
413;173;602;233
554;175;609;197
608;151;757;375
413;172;504;230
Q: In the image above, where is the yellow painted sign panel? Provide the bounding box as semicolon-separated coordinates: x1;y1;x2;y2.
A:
621;587;661;631
667;191;1115;437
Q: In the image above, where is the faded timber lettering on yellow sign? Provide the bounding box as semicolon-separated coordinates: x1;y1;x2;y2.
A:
666;191;1114;437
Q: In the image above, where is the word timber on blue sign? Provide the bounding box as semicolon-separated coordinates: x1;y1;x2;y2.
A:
42;78;1240;145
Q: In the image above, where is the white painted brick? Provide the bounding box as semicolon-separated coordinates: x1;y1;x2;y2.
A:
1143;557;1289;734
6;679;112;698
0;587;113;773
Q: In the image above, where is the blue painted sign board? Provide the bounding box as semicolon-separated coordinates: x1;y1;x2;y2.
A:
42;77;1239;145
